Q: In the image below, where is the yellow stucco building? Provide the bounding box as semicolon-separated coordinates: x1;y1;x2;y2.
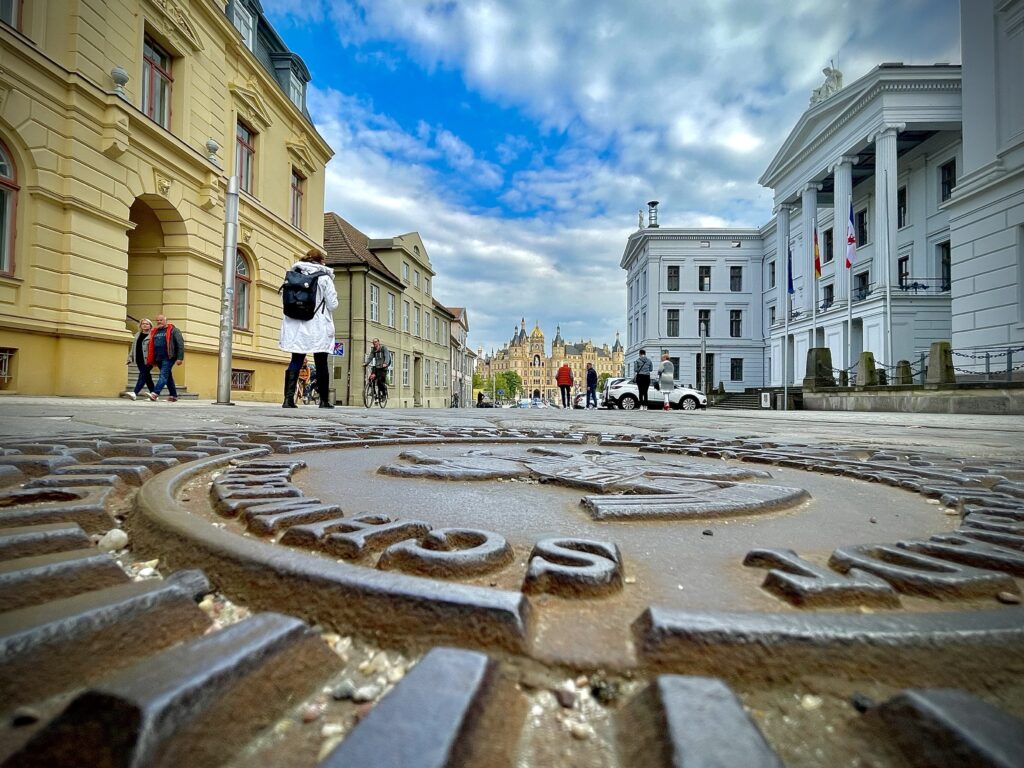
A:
479;320;624;402
0;0;331;399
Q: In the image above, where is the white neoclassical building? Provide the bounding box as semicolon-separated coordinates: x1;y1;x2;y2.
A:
623;0;1023;389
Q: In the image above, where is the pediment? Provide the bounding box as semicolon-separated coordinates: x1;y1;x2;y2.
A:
143;0;204;52
286;139;317;176
230;81;274;131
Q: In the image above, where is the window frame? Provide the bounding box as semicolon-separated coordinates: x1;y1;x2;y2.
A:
387;292;396;328
369;284;379;322
855;208;869;247
729;266;742;292
698;265;711;292
697;309;711;336
897;185;908;229
0;0;22;30
768;261;776;289
730;358;743;381
235;120;256;194
940;159;956;203
233;250;252;331
290;168;305;229
823;228;834;263
729;309;742;338
0;139;19;276
402;354;410;386
142;35;173;129
822;283;835;309
769;305;776;325
232;2;255;49
667;265;679;291
897;255;909;288
666;309;679;337
402;300;410;332
938;241;952;290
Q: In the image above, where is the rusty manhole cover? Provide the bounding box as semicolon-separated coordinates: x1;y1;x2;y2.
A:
0;425;1022;766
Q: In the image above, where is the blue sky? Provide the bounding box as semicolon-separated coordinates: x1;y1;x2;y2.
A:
263;0;961;356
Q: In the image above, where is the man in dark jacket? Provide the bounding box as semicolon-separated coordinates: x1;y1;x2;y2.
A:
585;362;598;409
634;349;653;410
146;314;185;402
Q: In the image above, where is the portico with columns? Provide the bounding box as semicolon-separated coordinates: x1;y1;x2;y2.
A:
759;64;962;385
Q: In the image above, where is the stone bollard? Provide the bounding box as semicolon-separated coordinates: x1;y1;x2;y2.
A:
802;348;837;391
858;352;878;386
925;341;955;385
895;360;912;385
877;368;888;386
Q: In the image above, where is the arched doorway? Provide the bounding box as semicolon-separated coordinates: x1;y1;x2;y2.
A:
125;194;187;331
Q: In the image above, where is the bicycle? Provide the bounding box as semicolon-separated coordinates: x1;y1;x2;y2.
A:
300;380;319;406
363;369;388;408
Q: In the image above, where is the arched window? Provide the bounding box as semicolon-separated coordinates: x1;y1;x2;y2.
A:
233;251;251;330
0;140;17;274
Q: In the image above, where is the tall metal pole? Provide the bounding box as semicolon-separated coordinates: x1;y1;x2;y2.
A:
700;321;707;396
811;218;817;343
215;175;239;404
783;262;789;411
883;170;893;373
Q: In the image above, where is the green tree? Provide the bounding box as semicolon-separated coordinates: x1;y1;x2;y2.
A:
472;371;487;390
598;372;613;390
502;371;523;399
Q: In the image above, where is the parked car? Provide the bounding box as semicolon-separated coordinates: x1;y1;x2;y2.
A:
509;398;550;409
573;392;605;409
603;378;707;411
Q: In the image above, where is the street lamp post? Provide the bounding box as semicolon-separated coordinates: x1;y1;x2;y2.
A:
700;320;709;396
215;175;239;405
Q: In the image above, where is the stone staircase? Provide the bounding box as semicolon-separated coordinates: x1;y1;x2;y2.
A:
713;387;803;410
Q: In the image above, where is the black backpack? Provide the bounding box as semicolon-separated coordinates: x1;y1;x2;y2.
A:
280;267;328;321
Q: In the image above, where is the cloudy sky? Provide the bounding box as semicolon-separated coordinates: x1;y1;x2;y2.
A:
263;0;960;356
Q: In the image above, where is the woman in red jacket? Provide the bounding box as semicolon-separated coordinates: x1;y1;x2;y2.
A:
556;363;574;408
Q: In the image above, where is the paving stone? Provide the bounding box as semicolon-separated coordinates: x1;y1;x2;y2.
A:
870;688;1024;768
319;647;510;768
618;675;783;768
0;523;92;561
10;612;340;768
0;464;25;487
0;570;210;710
0;548;129;612
0;455;78;477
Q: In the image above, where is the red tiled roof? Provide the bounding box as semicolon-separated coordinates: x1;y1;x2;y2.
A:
323;212;401;283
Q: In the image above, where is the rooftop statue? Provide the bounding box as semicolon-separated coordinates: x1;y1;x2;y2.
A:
809;65;843;106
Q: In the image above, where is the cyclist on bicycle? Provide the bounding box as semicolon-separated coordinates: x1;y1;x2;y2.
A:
364;338;392;400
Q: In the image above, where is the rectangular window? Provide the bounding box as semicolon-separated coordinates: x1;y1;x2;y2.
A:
142;36;173;129
0;347;13;387
424;359;430;387
402;262;410;282
730;358;743;381
897;255;909;288
769;305;776;325
939;241;951;290
729;310;742;338
288;72;304;110
698;309;710;336
414;270;420;288
822;284;834;309
423;310;430;339
698;265;711;292
669;357;680;383
940;159;956;202
402;354;410;386
387;293;396;327
897;186;907;229
402;301;410;332
425;277;430;297
230;369;254;391
667;266;679;291
434;361;440;387
433;316;440;343
290;169;304;229
1;0;21;29
667;309;679;337
369;284;379;322
413;304;420;336
232;2;254;48
730;266;742;292
768;261;776;289
235;121;256;194
855;209;869;247
854;271;870;301
823;228;834;263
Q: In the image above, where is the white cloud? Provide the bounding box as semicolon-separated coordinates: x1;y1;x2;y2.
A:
297;0;960;354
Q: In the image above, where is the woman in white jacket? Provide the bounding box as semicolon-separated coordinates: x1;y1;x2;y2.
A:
279;250;339;408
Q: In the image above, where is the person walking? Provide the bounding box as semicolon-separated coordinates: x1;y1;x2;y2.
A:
585;362;598;409
146;314;185;402
556;362;574;409
658;352;675;411
634;348;653;410
280;249;338;409
126;318;155;400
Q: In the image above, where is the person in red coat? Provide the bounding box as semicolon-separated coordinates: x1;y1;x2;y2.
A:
556;363;574;408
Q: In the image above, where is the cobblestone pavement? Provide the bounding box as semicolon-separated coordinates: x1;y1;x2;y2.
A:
0;397;1022;767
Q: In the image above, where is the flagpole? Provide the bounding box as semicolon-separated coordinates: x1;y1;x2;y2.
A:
812;219;818;341
884;170;893;373
784;242;790;411
846;202;854;380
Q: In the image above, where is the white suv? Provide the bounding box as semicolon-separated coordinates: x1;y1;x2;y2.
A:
603;378;707;411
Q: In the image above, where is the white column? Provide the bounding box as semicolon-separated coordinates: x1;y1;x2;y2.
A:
870;125;903;288
830;155;858;302
801;183;821;314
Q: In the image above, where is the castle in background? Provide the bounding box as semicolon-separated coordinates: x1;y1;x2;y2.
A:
478;320;624;401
